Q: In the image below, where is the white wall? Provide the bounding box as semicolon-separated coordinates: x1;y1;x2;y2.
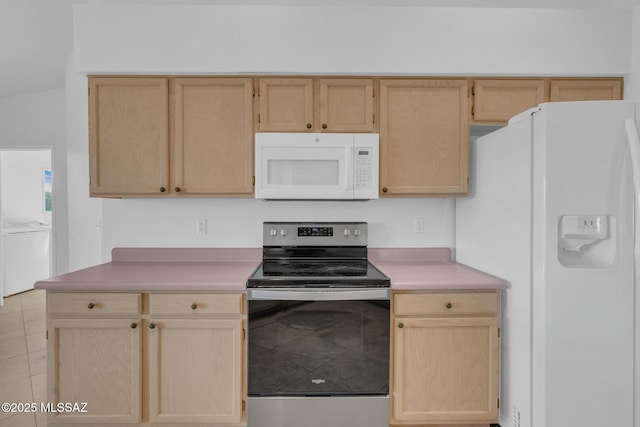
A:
0;150;52;224
74;6;631;76
68;4;633;266
101;198;455;250
65;56;102;271
0;88;68;275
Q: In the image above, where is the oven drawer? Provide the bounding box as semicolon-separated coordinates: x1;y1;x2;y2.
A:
149;293;244;316
48;292;142;316
394;291;499;316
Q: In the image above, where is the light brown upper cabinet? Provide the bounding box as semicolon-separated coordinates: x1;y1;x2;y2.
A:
174;77;254;195
379;79;469;196
258;78;314;132
89;77;170;196
258;77;375;132
89;76;254;197
318;79;375;132
550;79;623;102
472;79;545;123
471;77;623;125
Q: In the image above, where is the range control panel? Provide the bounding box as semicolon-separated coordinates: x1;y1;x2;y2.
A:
263;222;367;246
298;227;334;237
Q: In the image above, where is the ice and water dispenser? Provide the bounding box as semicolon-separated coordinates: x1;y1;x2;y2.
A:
558;215;614;268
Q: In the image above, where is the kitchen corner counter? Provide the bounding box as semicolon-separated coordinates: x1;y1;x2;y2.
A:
34;247;262;292
369;248;508;290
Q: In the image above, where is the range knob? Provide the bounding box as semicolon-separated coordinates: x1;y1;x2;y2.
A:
270;228;277;237
280;228;288;237
353;229;361;237
343;229;351;237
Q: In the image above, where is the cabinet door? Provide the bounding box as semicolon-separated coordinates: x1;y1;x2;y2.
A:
148;318;244;424
473;79;545;123
391;316;499;424
259;78;314;131
550;79;623;101
174;78;254;195
89;77;169;196
379;79;469;195
318;78;374;132
48;318;141;424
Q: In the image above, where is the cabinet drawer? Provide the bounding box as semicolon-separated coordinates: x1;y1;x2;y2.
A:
49;292;141;315
394;292;499;316
149;293;244;316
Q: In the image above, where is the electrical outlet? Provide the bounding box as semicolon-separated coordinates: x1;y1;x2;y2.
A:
197;218;208;235
415;217;425;233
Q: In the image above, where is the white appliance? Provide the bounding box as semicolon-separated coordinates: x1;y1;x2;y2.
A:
255;133;379;200
456;101;640;427
2;227;50;298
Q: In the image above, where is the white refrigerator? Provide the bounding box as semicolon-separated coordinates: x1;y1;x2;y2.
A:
456;101;639;427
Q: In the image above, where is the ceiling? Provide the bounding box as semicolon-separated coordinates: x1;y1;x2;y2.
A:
1;0;639;99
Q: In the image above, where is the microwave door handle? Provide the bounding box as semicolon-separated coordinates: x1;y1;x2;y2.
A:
345;145;354;194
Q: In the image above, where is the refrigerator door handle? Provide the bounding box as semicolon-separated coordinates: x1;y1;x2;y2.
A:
625;114;640;427
625;118;640;191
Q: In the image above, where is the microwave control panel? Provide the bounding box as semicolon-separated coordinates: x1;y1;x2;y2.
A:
354;148;373;189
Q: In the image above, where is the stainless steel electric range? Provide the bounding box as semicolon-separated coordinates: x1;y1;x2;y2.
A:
247;222;391;427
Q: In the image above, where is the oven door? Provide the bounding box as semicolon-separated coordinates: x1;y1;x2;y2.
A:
247;287;390;396
247;287;390;427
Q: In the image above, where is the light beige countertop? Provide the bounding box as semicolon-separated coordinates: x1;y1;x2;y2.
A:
35;248;262;292
369;248;508;290
35;247;507;292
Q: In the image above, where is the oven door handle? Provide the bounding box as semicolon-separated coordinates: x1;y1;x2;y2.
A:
247;288;390;301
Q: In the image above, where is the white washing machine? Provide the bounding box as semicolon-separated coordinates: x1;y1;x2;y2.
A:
1;227;50;301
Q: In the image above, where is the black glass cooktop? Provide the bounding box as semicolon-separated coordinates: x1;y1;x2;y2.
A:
247;259;390;288
262;260;368;277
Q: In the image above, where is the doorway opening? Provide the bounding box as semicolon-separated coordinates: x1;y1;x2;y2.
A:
0;148;54;306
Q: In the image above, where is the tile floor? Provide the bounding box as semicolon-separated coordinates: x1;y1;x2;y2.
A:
0;290;47;427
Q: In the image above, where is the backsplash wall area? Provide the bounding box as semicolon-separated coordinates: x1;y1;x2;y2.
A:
67;4;632;269
100;198;455;260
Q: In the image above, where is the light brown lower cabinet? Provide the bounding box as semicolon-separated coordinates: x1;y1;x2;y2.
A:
147;318;243;423
390;290;501;426
47;292;246;426
47;317;142;424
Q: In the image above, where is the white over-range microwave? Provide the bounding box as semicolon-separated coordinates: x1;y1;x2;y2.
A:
255;133;379;200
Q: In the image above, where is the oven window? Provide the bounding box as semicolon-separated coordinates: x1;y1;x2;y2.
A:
267;159;340;186
248;300;390;396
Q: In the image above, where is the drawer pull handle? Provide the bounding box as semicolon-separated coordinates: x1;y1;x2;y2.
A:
306;123;312;129
382;187;388;193
149;323;156;329
87;303;95;309
398;322;404;329
130;323;138;329
446;302;453;309
191;303;198;310
160;187;166;193
175;187;181;192
322;123;328;129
